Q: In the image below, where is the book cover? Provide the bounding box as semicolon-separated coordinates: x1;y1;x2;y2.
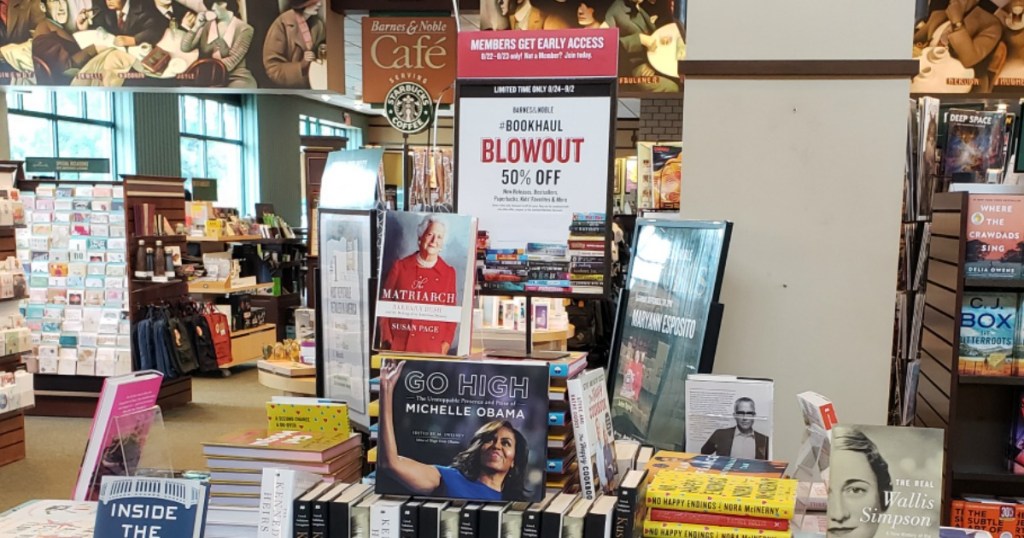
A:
584;495;617;538
943;109;1007;183
203;429;359;463
293;482;334;538
642;520;790;538
73;370;164;501
370;497;407;538
0;499;97;537
949;497;1022;537
965;195;1024;279
827;425;943;538
327;483;373;538
319;211;375;429
94;476;210;538
646;471;797;520
613;469;648;538
644;451;788;479
684;374;774;460
567;368;617;500
1011;391;1024;474
374;211;478;357
266;398;351;438
611;220;731;450
376;356;549;502
959;292;1016;376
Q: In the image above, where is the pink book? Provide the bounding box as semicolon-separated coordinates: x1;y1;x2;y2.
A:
73;370;164;501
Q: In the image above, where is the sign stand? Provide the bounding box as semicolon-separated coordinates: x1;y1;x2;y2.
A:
453;29;620;361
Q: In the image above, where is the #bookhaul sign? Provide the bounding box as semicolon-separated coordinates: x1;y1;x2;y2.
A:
456;29;617;296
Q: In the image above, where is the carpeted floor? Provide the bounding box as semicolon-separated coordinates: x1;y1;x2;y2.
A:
0;365;277;511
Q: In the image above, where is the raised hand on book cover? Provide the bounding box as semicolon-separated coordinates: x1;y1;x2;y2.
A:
378;359;529;501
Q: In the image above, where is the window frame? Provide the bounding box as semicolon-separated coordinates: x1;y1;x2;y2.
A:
178;95;247;210
6;91;118;180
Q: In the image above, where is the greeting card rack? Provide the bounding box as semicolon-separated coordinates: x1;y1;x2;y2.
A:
18;176;192;418
915;191;1024;522
0;184;29;466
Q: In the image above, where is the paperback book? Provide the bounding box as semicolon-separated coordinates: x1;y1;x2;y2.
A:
0;499;97;537
943;109;1007;184
684;374;774;460
827;425;943;538
374;211;478;357
959;292;1016;376
964;195;1024;279
610;220;731;450
567;368;617;499
375;356;550;502
73;370;164;501
266;397;351;437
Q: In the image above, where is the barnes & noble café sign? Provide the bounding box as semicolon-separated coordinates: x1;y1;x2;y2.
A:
363;17;457;104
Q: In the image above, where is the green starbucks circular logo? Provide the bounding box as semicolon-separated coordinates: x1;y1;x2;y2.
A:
385;82;433;134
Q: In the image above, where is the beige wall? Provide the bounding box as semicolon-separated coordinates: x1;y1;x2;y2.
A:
682;0;913;460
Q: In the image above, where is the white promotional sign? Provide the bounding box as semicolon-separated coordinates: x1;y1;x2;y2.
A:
457;89;613;295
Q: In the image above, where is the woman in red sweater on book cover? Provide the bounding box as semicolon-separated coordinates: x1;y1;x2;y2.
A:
377;215;458;355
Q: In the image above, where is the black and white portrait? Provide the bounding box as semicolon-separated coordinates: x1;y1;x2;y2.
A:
684;374;774;460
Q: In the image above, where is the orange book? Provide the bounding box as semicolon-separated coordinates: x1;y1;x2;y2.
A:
957;497;1021;537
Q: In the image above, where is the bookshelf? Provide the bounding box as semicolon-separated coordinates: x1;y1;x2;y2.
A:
916;191;1024;522
0;203;28;467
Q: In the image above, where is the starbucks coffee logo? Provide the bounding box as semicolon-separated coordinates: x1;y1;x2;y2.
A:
385;82;433;134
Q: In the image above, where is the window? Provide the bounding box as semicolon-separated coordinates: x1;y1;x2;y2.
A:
299;114;363;148
6;91;116;181
179;95;246;210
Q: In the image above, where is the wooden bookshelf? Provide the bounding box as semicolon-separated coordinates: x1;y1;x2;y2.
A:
916;192;1024;521
0;189;28;467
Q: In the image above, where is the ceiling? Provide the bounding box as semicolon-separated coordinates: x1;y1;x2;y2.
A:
319;12;640;119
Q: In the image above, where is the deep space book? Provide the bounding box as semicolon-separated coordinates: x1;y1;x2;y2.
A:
943;109;1007;183
376;357;549;502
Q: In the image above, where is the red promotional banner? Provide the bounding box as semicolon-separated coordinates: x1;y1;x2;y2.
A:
457;29;618;79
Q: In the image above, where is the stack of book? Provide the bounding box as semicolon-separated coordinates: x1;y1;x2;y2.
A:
566;213;606;295
950;495;1024;535
545;353;589;491
526;242;571;292
643;471;797;538
480;247;529;292
202;428;363;533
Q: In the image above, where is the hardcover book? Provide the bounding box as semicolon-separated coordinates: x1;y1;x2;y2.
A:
0;499;97;537
645;471;797;520
73;370;164;501
943;109;1007;183
684;374;774;460
375;357;550;502
95;476;210;538
964;195;1024;279
827;425;943;538
959;292;1016;376
644;451;788;479
374;211;478;357
258;468;321;538
642;520;789;538
567;368;617;500
203;429;360;463
610;220;731;450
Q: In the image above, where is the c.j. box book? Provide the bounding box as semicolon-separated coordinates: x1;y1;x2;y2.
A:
827;425;943;538
374;211;478;357
959;292;1016;377
375;357;550;502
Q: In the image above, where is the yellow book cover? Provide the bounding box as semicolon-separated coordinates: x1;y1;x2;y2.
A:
645;471;797;520
205;219;223;238
368;446;378;464
642;520;790;538
266;401;351;437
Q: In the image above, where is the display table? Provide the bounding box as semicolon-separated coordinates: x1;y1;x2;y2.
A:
257;369;316;396
472;326;574;352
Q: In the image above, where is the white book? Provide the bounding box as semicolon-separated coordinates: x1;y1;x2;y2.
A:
684;374;775;460
257;468;321;538
567;368;616;499
370;497;407;538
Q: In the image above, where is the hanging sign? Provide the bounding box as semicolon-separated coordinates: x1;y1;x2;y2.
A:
362;17;457;104
25;157;110;174
385;81;434;134
455;29;618;297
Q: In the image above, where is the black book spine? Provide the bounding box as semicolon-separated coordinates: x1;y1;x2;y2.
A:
418;504;441;538
583;511;608;538
328;499;353;538
541;509;563;538
612;477;645;538
294;497;312;538
400;500;421;538
522;507;543;538
311;498;329;538
459;504;481;538
479;507;502;538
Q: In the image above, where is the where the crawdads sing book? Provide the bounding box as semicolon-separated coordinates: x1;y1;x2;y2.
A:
827;425;943;538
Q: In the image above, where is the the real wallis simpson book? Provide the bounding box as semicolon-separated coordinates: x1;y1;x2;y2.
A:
610;220;731;450
374;211;478;357
376;357;550;502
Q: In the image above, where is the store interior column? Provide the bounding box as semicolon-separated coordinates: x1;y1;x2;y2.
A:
679;0;916;458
